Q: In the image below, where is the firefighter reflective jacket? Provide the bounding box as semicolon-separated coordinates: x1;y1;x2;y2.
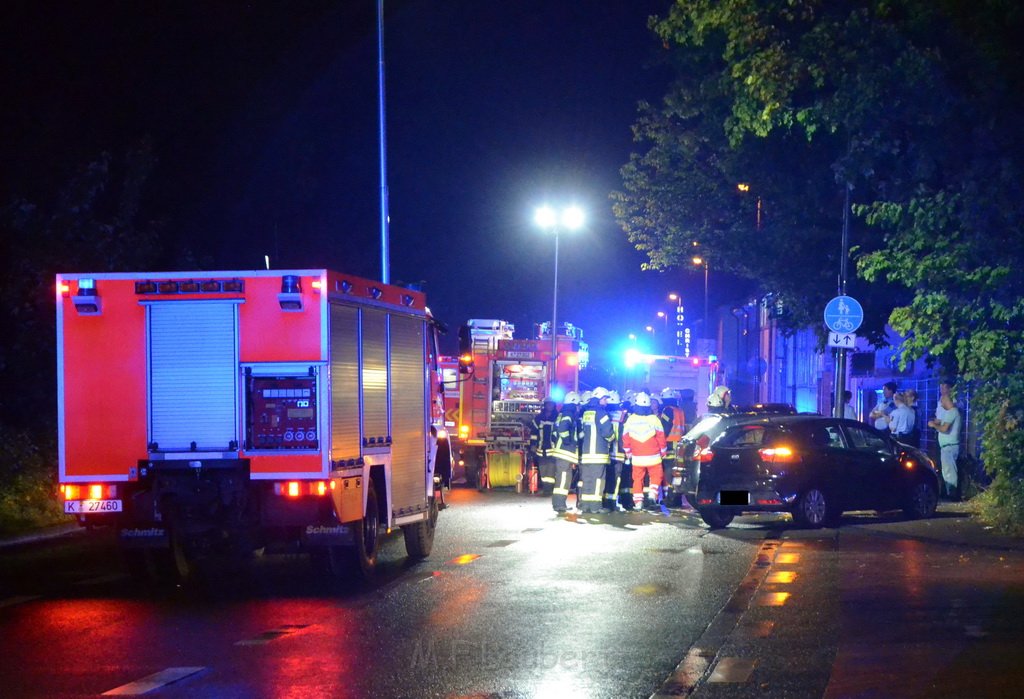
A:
550;406;581;464
664;403;687;443
622;409;667;467
580;400;614;465
529;406;557;455
607;405;626;462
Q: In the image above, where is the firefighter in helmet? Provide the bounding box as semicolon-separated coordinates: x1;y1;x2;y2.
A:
622;391;667;510
529;394;559;495
579;386;614;513
603;390;628;512
550;391;582;513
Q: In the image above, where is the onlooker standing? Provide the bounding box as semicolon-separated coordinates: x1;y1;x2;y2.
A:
842;390;856;420
887;392;915;443
903;389;921;447
869;381;898;431
928;393;962;500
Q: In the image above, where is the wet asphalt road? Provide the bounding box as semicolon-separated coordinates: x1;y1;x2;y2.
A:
0;490;760;698
2;491;1023;698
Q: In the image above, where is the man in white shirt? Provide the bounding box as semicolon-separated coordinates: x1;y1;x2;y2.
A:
887;392;915;442
928;394;961;500
869;381;897;431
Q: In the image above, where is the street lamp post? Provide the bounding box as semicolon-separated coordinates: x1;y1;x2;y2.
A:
692;256;709;339
534;204;585;387
656;311;669;353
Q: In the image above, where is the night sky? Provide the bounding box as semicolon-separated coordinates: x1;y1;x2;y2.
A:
2;1;717;366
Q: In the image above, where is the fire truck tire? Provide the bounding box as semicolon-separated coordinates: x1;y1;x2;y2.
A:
402;497;438;559
123;530;195;587
320;478;381;580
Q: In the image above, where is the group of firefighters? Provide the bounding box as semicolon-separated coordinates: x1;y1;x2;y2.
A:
528;387;689;514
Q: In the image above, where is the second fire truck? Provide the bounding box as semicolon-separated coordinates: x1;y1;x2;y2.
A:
451;319;586;489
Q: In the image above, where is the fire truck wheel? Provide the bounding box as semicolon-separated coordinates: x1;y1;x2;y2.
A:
321;478;381;580
402;497;438;559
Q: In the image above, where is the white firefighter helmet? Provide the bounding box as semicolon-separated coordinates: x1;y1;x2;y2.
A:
707;385;731;408
592;386;609;400
623;390;636;403
633;391;652;407
563;391;580;405
661;387;678;400
607;390;621;404
580;390;593;403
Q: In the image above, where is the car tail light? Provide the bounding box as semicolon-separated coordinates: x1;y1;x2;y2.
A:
759;446;799;464
694;446;714;463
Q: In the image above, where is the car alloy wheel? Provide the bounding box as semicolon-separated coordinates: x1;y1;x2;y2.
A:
904;481;938;519
794;487;834;528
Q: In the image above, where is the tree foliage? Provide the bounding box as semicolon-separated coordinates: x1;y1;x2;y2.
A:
616;0;1024;526
0;140;165;431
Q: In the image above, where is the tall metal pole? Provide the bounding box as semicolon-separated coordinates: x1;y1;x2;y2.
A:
377;0;390;284
833;184;852;418
551;230;560;384
703;262;709;340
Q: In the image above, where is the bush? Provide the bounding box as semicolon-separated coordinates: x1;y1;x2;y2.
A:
0;425;65;536
973;475;1024;536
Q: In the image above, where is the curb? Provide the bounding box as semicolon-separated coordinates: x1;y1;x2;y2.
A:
0;522;82;550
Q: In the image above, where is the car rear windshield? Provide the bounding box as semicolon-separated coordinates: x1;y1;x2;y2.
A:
684;415;722;440
716;424;785;448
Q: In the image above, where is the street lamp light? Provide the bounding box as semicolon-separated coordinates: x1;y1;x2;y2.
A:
692;256;709;339
534;204;585;386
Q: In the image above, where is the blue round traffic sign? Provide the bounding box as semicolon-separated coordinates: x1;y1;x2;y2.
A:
824;295;863;333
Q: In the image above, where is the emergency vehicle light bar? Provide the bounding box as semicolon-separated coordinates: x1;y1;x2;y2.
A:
72;278;101;315
278;275;303;311
134;278;244;294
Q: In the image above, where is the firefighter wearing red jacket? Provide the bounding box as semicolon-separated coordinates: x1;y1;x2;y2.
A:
549;391;582;513
578;386;614;514
622;391;667;511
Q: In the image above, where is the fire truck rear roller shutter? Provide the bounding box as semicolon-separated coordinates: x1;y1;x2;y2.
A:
148;301;239;452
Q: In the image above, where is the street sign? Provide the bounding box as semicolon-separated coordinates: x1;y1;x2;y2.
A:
824;295;864;333
828;332;856;348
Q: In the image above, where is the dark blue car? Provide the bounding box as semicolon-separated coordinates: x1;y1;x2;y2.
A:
685;415;940;529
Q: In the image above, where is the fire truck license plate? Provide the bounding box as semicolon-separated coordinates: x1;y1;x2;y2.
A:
64;500;122;514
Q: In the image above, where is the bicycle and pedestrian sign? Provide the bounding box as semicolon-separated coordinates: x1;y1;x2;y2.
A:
824;295;863;334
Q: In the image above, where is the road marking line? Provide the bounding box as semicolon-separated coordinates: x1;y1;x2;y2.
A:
0;595;41;609
708;657;757;683
521;527;543;533
235;625;309;646
486;539;517;547
102;667;205;695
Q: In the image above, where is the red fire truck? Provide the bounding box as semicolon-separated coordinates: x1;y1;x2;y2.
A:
453;319;586;489
56;269;448;583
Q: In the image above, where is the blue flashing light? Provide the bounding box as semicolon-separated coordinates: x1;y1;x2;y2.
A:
624;348;642;369
548;384;567;403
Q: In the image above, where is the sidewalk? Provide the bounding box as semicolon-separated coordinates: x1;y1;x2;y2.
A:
841;500;1024;551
